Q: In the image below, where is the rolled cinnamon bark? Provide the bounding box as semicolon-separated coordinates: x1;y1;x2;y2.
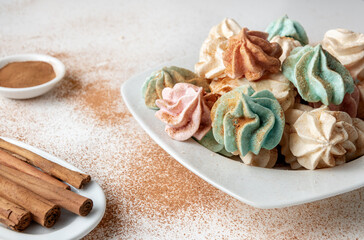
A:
0;164;93;216
0;149;70;190
0;175;60;228
0;139;90;189
0;196;32;231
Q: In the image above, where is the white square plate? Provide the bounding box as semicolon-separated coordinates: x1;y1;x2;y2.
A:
121;56;364;209
0;137;106;239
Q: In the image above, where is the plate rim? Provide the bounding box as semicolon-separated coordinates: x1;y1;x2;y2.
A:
121;55;364;209
0;137;106;240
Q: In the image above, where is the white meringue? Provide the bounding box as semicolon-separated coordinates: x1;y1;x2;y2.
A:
322;29;364;81
270;36;301;63
195;18;241;80
289;107;358;169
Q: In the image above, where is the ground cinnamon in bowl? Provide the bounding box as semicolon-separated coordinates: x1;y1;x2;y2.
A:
0;61;56;88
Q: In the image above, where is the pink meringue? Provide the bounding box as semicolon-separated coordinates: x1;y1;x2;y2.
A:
310;85;360;118
155;83;211;141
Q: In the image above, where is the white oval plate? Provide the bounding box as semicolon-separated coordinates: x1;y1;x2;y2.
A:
0;137;106;240
121;56;364;209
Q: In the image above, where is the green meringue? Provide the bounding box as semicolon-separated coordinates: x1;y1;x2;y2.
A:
211;86;284;156
142;66;210;109
266;15;309;45
282;44;355;106
195;130;233;157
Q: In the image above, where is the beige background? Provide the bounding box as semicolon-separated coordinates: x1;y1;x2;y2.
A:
0;0;363;239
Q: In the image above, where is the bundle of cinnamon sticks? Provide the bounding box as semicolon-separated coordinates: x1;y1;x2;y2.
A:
0;138;93;232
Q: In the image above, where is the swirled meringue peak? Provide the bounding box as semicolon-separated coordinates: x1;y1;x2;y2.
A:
195;18;241;79
266;15;309;45
155;83;211;141
223;28;282;81
211;85;284;156
270;36;301;63
322;29;364;81
142;66;210;109
282;44;355;106
289;107;358;169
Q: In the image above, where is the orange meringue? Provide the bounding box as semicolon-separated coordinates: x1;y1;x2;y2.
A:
222;28;282;81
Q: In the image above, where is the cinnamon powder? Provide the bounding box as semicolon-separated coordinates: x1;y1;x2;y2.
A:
0;61;55;88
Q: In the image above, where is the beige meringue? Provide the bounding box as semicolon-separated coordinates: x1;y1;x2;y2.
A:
195;18;241;79
239;148;278;168
289;107;358;169
347;118;364;161
280;104;313;169
210;73;296;111
322;29;364;81
270;36;301;63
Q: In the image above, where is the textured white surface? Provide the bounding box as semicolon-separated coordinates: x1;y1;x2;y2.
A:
0;0;363;239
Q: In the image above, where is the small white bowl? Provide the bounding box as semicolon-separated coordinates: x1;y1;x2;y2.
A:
0;54;66;99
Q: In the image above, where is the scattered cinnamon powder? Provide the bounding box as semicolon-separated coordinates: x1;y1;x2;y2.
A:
0;61;55;88
0;3;363;239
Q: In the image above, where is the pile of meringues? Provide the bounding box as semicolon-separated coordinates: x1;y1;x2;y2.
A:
142;15;364;170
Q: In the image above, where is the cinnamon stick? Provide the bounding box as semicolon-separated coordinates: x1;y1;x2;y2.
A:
0;175;60;228
0;164;93;216
0;196;32;231
0;149;70;190
0;139;90;189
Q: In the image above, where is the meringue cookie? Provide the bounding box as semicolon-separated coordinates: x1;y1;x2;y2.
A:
289;107;357;169
270;36;301;63
347;118;364;161
282;44;355;106
280;103;313;169
210;73;296;111
266;15;309;45
196;130;233;157
310;85;360;117
195;18;241;79
322;29;364;81
155;83;211;141
223;28;282;81
357;81;364;119
211;86;284;156
143;66;210;109
239;148;278;168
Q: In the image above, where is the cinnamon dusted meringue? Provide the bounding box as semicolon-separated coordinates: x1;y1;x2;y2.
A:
142;66;210;109
210;73;296;111
310;85;360;118
289;107;358;169
282;44;355;106
211;85;284;157
270;36;301;63
266;15;309;45
322;29;364;81
155;83;211;141
195;18;241;79
222;28;282;81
